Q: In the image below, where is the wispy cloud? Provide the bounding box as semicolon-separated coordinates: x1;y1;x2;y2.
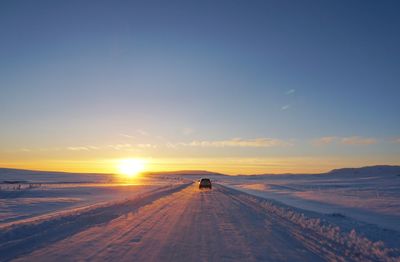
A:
67;146;100;151
312;136;337;146
107;144;133;150
281;105;291;110
285;89;295;95
313;136;378;146
107;143;158;150
180;138;291;148
119;133;135;139
67;146;90;151
340;136;377;145
137;143;157;148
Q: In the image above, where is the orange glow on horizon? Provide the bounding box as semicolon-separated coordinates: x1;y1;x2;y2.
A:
1;155;400;175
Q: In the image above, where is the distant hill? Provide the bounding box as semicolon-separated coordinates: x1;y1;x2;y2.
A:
326;165;400;177
239;165;400;179
0;168;113;183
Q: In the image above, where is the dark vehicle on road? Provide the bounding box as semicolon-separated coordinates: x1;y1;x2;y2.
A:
199;178;212;189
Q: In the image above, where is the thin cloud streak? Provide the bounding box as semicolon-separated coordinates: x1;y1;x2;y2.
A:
179;138;291;148
67;146;90;151
137;144;157;148
107;144;133;150
285;89;295;95
312;136;337;146
340;136;377;145
312;136;378;146
119;133;135;139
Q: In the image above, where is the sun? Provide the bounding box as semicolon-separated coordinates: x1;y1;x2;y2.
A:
117;159;146;179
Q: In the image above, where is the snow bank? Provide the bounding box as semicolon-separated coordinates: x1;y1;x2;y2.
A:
235;189;400;262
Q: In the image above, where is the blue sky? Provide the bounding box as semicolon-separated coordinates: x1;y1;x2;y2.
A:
1;1;399;174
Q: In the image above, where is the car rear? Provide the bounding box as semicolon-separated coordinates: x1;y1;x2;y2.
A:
199;178;212;189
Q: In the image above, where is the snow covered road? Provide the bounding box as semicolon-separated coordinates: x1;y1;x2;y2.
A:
1;183;398;261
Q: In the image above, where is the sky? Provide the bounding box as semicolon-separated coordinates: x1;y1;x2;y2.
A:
1;0;399;175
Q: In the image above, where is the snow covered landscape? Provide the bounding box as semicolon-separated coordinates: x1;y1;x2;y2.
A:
1;166;400;261
2;0;400;261
0;169;186;225
221;166;400;232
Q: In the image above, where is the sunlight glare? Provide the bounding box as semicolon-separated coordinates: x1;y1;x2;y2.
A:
117;159;146;179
